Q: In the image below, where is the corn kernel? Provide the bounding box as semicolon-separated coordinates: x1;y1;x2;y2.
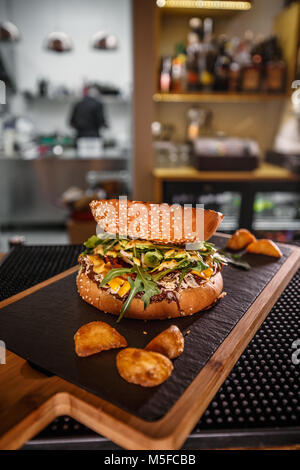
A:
88;255;103;267
191;268;213;279
164;249;175;258
94;245;104;255
93;263;106;274
106;250;118;258
108;277;124;293
118;280;131;297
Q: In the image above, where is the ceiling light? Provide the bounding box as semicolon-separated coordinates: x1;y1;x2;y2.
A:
156;0;252;10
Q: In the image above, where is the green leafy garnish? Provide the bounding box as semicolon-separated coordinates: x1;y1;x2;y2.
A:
84;235;102;250
212;252;228;265
99;267;132;287
118;276;143;322
178;267;190;287
144;250;163;268
190;259;209;272
103;238;119;254
134;264;160;306
117;265;160;322
138;268;161;308
153;259;190;281
219;250;251;270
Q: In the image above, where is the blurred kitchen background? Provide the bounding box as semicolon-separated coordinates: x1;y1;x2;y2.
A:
0;0;300;250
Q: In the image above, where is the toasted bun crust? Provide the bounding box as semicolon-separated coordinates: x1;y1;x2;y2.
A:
90;199;223;245
76;270;223;320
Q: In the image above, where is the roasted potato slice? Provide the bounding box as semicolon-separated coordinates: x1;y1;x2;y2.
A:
246;239;282;258
116;348;173;387
145;325;184;359
226;228;256;251
74;321;127;357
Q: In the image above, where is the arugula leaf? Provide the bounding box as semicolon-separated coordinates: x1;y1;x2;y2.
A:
219;250;251;271
212;252;228;265
187;241;215;254
117;276;143;322
99;267;133;287
178;267;190;287
191;259;209;272
84;235;102;250
103;238;119;254
117;265;160;322
134;265;160;306
152;259;190;281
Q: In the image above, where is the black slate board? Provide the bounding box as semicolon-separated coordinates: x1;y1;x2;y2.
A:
0;236;291;421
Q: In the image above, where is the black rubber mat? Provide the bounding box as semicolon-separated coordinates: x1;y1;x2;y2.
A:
0;245;82;302
1;245;299;447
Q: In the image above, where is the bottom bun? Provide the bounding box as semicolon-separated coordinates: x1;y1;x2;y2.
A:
76;270;223;320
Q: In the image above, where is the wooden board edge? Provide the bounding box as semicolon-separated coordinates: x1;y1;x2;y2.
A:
0;391;71;451
0;265;79;310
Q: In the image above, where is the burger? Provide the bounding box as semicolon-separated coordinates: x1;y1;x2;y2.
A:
77;199;226;321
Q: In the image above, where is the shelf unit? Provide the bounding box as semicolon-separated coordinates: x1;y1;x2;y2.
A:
153;92;287;103
153;3;297;102
23;94;131;105
157;6;247;19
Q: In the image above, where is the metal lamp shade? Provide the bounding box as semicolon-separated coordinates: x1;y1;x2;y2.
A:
91;31;118;50
45;31;73;53
0;21;20;42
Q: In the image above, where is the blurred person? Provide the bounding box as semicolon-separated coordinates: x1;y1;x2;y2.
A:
70;85;108;139
69;85;108;157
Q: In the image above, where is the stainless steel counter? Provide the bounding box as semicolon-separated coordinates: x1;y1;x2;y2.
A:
0;155;131;226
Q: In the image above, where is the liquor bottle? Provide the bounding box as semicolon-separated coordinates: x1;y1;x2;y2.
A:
214;35;231;91
160;56;172;93
240;59;262;92
227;36;241;92
228;62;241;92
263;36;286;93
171;42;187;93
199;18;216;91
186;22;201;91
189;17;203;42
238;31;262;92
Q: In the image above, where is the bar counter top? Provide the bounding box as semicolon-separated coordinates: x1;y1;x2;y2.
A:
153;163;300;182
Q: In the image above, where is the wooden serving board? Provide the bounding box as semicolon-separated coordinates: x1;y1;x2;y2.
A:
0;236;299;450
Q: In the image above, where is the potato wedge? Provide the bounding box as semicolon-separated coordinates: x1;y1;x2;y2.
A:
226;228;256;251
246;239;282;258
116;348;173;387
74;321;127;357
145;325;184;359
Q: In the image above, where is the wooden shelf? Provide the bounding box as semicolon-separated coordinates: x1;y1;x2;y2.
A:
152;163;300;182
153;92;288;103
157;5;251;18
